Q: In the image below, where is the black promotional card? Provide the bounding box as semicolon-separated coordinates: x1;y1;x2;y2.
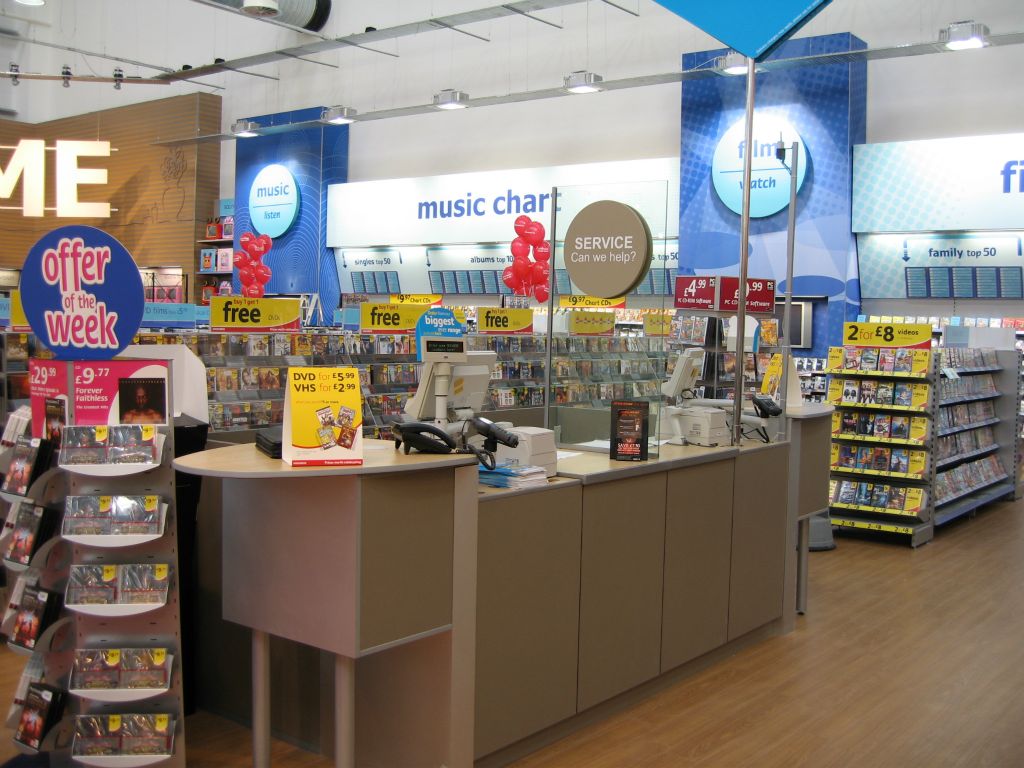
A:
610;400;649;462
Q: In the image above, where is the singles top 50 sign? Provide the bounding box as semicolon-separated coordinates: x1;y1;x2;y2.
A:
0;140;112;217
19;226;144;360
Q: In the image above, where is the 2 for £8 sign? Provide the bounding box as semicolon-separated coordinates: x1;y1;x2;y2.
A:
19;226;144;360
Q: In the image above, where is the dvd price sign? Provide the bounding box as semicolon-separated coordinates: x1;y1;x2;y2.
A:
18;226;145;360
674;276;717;311
843;322;932;349
282;367;363;466
716;277;776;314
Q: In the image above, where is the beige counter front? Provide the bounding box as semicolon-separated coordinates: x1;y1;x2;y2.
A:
473;440;791;764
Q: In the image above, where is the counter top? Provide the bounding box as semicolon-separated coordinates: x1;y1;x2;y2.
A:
786;403;835;419
556;443;739;485
478;475;581;501
173;439;478;479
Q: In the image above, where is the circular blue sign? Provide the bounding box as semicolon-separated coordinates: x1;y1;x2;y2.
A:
415;307;464;362
20;226;144;361
711;115;808;218
248;164;299;238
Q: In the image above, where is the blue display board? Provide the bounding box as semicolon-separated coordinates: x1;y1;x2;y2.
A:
678;33;866;358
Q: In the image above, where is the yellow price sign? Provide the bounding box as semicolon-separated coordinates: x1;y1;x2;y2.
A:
108;715;122;732
390;294;442;306
559;295;626;309
360;303;426;334
210;297;302;332
568;310;616;336
8;289;30;332
843;322;932;349
478;307;534;335
642;314;673;337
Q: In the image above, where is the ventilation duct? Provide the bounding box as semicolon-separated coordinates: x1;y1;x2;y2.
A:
194;0;331;31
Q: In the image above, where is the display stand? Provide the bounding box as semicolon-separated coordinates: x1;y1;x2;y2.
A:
2;360;187;766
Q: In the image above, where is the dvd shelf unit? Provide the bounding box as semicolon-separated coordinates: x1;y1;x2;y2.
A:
0;362;187;766
826;341;1022;546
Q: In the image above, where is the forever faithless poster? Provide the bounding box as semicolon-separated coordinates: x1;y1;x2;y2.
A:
282;367;363;466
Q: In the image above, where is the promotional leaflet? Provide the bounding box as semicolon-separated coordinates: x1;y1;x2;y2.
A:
29;360;70;442
282;367;363;466
71;360;170;427
610;400;649;462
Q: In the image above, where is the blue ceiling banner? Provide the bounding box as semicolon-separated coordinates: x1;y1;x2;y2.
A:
652;0;833;61
19;225;144;360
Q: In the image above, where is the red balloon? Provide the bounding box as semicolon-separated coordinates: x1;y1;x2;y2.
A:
233;251;251;269
243;283;265;298
532;241;551;262
513;215;532;237
501;266;518;290
256;234;273;254
511;256;531;282
510;237;531;260
518;280;532;297
531;261;550;285
239;232;255;254
238;267;255;286
254;264;272;285
523;221;545;245
533;283;550;303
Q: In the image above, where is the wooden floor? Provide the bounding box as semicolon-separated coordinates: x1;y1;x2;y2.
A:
2;499;1023;767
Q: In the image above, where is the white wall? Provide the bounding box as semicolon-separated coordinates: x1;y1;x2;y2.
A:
1;0;1022;196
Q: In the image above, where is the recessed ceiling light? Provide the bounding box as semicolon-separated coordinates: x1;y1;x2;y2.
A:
940;20;989;51
718;52;749;76
433;89;469;110
563;70;604;94
231;119;260;138
14;0;45;6
320;105;357;125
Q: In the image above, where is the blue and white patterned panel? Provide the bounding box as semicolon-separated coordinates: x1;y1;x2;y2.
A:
235;107;349;319
680;33;866;357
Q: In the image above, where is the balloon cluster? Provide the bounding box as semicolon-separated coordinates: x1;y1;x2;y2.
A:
233;232;274;298
502;215;551;303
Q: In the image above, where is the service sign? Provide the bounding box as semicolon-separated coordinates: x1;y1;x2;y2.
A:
674;276;717;311
282;367;363;467
478;308;534;335
569;310;616;337
19;226;144;360
716;277;776;314
360;303;426;335
209;297;301;333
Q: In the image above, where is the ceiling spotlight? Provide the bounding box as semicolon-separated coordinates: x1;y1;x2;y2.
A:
9;63;19;87
61;65;71;88
231;119;260;138
14;0;45;6
563;70;604;94
320;105;357;125
940;20;989;51
432;89;468;110
718;52;750;76
113;68;123;90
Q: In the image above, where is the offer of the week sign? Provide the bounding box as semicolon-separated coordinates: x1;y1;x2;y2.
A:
478;308;534;334
360;303;426;334
209;297;301;332
282;367;363;466
18;226;144;360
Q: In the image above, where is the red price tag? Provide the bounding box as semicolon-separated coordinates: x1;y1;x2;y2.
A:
715;277;776;314
674;276;717;310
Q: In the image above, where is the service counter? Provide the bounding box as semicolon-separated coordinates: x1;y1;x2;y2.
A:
180;425;827;767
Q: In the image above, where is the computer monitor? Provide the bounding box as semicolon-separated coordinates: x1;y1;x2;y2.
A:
662;347;704;399
404;350;497;421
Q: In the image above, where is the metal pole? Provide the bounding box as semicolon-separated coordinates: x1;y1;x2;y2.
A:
779;142;800;441
733;57;756;445
543;185;558;430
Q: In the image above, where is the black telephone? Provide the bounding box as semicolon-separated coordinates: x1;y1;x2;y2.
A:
751;393;783;418
392;422;456;455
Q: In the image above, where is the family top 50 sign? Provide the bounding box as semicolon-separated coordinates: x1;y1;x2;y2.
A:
1;140;112;217
19;226;144;360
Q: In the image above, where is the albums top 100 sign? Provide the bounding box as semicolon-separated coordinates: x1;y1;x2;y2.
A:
19;225;144;360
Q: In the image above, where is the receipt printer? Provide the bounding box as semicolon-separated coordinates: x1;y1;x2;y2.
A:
494;426;557;477
664;406;730;447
